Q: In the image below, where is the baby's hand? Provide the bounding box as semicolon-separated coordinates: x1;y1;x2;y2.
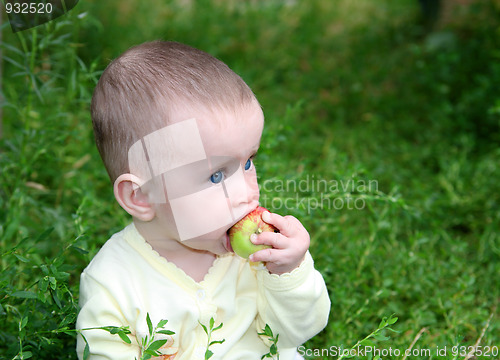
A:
249;211;310;275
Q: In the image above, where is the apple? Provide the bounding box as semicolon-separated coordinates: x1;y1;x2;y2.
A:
228;206;278;259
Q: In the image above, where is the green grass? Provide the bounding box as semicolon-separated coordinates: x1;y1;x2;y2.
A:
1;0;499;359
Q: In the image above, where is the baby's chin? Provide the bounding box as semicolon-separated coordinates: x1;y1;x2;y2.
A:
180;230;232;255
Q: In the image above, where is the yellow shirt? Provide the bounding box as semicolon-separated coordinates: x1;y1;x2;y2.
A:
76;224;330;360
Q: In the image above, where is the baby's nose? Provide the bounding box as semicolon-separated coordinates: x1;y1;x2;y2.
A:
229;182;250;206
231;176;259;206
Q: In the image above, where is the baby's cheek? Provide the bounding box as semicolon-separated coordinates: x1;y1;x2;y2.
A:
169;185;233;240
248;173;259;197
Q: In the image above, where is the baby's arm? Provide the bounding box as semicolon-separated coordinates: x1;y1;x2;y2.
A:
255;251;331;348
76;272;140;360
251;212;331;348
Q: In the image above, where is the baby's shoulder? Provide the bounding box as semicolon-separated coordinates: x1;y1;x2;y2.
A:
83;226;135;277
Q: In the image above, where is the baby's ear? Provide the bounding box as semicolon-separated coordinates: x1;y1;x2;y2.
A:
114;174;155;221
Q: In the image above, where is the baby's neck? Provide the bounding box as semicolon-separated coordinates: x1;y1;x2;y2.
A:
134;220;216;282
159;249;216;282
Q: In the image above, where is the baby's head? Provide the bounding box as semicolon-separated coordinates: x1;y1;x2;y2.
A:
92;41;259;182
91;41;263;252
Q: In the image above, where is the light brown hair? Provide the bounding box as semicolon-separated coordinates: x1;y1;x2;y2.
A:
91;41;257;182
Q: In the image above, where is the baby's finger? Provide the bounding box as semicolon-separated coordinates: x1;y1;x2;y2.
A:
249;247;280;263
251;231;285;250
262;211;295;236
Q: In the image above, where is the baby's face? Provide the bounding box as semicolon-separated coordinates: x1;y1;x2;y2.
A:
128;102;263;254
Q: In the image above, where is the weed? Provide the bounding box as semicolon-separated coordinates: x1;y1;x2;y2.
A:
258;324;280;360
199;317;225;360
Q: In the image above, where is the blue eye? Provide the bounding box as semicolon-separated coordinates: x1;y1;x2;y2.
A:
244;158;252;170
210;170;224;184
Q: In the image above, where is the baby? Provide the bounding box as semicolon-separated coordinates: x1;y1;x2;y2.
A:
76;41;330;360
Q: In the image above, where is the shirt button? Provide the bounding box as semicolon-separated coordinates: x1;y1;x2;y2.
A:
196;289;206;300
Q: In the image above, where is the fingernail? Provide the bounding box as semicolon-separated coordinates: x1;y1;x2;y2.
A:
262;211;271;222
250;234;257;243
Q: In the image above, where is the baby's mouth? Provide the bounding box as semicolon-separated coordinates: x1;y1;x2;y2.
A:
225;231;233;253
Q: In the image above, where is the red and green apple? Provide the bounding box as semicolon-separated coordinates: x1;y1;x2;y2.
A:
228;206;278;259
